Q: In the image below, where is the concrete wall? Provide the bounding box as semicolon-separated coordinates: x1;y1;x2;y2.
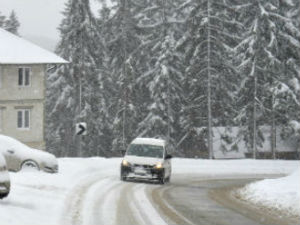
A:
0;64;46;149
0;65;45;100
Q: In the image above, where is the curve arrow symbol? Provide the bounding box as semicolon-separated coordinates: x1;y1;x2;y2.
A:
76;122;87;136
78;124;85;135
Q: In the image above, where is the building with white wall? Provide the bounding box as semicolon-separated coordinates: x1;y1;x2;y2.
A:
0;28;67;149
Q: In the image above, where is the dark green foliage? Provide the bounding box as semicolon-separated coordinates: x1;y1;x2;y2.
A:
0;10;20;35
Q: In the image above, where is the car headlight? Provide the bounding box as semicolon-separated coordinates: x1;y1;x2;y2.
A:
122;159;130;167
155;162;163;169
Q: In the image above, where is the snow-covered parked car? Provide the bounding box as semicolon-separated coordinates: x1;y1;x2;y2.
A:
0;135;58;173
120;138;172;184
0;154;10;199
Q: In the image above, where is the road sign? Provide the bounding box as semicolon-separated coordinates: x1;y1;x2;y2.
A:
76;122;87;136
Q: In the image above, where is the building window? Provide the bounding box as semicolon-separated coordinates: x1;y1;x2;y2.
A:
18;67;31;86
17;109;30;129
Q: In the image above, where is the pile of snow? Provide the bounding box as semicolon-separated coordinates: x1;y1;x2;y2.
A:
0;157;121;225
236;167;300;217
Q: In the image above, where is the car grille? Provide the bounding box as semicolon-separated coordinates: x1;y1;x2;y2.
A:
133;164;154;169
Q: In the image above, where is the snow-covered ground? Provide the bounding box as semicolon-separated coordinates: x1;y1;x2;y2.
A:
0;157;299;225
237;167;300;217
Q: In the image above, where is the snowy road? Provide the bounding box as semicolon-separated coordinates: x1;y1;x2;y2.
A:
1;158;299;225
59;173;299;225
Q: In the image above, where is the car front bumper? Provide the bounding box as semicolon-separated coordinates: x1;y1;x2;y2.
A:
121;164;164;180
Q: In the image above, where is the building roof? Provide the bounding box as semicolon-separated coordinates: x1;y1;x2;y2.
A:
0;28;68;65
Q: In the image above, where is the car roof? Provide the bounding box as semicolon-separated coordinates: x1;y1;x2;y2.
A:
131;138;165;147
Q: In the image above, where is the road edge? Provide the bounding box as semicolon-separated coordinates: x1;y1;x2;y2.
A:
209;186;299;225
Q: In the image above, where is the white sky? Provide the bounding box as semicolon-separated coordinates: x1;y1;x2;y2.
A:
0;0;65;43
0;0;105;51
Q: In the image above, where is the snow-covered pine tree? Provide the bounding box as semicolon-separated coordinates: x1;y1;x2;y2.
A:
105;0;142;153
4;10;20;35
137;34;183;151
94;5;117;156
46;0;106;157
276;0;300;158
46;68;74;157
234;0;300;159
179;0;239;158
135;0;185;152
0;11;6;28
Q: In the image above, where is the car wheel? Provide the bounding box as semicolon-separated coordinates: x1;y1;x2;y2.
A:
165;176;170;183
0;192;9;199
159;177;165;184
21;160;40;171
159;170;165;184
120;172;127;181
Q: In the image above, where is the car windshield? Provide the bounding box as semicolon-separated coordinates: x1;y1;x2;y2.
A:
126;144;164;158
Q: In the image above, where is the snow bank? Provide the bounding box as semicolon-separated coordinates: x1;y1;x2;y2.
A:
0;157;121;225
236;167;300;217
172;158;298;177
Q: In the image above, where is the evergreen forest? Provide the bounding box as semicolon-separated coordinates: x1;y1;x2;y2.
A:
45;0;300;159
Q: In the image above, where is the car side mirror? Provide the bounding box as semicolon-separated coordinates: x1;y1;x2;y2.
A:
165;154;172;160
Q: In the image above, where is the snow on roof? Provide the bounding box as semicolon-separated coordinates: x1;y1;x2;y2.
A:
131;138;166;146
0;28;68;65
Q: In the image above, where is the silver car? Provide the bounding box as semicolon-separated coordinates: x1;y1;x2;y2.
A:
120;138;172;184
0;135;58;173
0;154;10;199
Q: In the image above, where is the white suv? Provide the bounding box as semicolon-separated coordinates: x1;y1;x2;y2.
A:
120;138;172;184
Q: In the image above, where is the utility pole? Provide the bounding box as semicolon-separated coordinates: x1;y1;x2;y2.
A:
78;7;84;157
121;0;127;151
271;89;276;159
162;0;170;143
253;60;257;159
207;0;213;159
79;69;82;157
